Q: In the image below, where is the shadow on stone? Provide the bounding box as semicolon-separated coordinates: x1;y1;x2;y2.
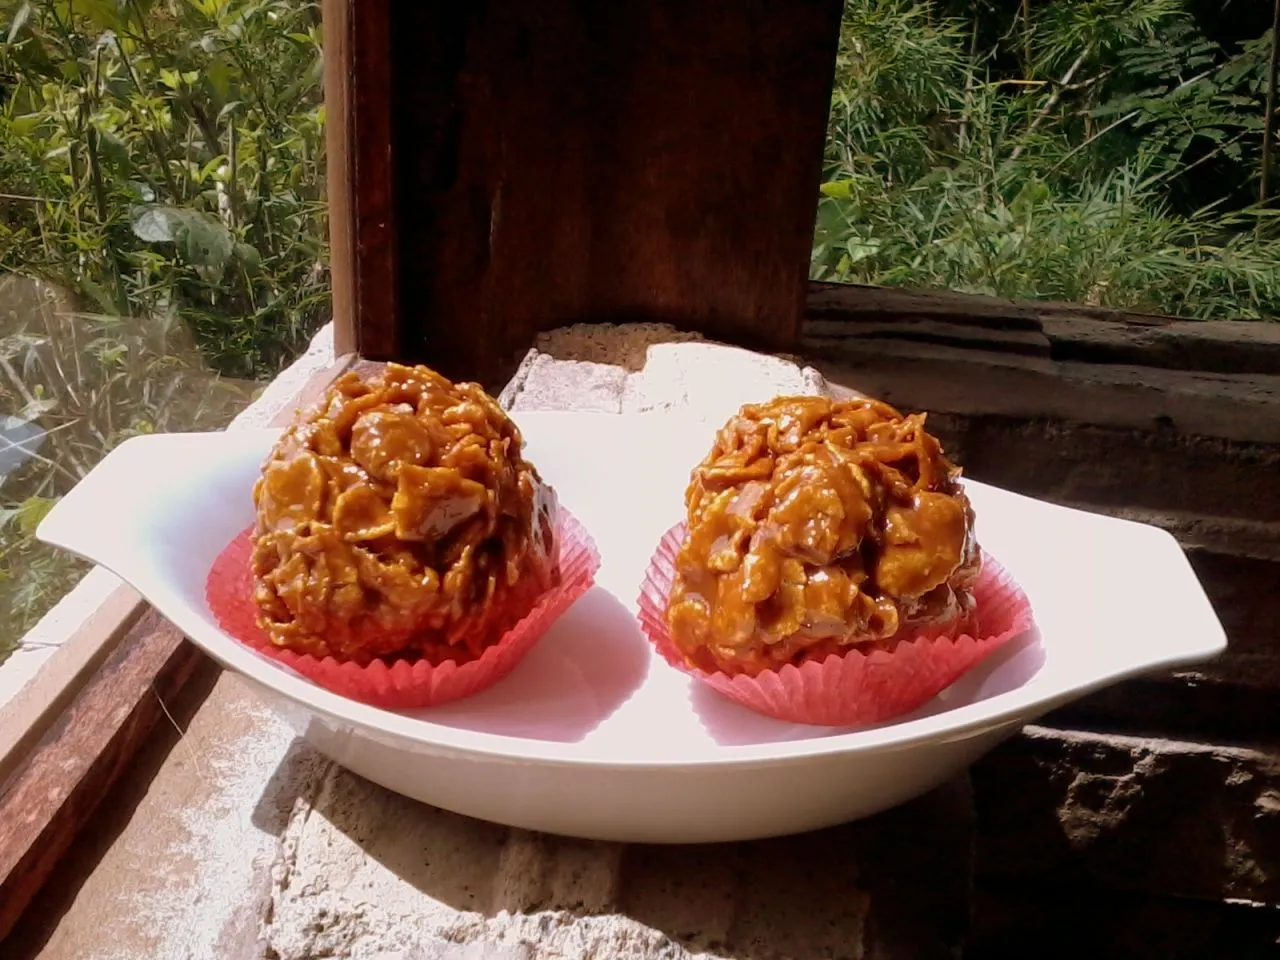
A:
3;657;223;960
617;777;974;960
249;733;334;837
280;766;974;959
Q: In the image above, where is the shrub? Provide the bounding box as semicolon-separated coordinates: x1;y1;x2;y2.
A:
0;0;328;660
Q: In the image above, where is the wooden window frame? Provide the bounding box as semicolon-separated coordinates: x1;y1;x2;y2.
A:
0;350;357;940
10;0;1255;943
0;0;404;933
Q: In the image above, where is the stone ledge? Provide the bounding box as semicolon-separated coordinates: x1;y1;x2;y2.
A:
925;412;1280;528
262;765;972;960
806;281;1280;376
807;342;1280;446
969;885;1280;959
1045;663;1280;744
971;726;1280;905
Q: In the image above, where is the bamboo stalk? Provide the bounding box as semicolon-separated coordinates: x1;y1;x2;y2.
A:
1021;0;1033;74
1009;50;1087;163
1260;0;1280;203
959;17;979;151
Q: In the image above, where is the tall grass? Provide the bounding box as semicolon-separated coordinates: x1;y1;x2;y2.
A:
814;0;1280;320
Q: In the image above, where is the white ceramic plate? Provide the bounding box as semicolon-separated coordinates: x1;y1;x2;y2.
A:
38;411;1225;843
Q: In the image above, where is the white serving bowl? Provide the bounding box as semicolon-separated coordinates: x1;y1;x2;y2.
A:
38;411;1225;843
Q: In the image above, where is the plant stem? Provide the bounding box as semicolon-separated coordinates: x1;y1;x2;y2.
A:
227;117;238;229
114;36;183;201
1009;49;1088;163
959;18;979;151
1021;0;1033;74
1261;0;1280;203
127;0;223;154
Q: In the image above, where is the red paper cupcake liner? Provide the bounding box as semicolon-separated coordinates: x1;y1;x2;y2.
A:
637;523;1035;728
206;511;600;710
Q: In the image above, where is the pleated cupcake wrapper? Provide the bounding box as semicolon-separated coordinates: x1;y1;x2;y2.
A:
637;523;1035;728
206;510;600;710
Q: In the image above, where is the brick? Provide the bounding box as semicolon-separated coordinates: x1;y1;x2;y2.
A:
969;885;1280;960
263;765;975;960
1046;663;1280;743
971;727;1280;904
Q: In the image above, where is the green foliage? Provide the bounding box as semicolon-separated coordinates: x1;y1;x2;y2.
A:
0;0;326;661
815;0;1280;320
0;0;329;377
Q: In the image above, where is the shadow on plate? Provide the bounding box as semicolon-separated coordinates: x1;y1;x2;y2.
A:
690;627;1046;746
400;585;651;742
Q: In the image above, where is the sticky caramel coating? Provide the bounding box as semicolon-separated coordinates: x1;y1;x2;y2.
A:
251;363;558;664
665;396;981;676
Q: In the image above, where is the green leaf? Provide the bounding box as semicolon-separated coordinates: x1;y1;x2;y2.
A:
130;205;236;283
126;180;156;202
78;276;120;315
52;0;123;31
215;98;242;122
233;241;261;268
1010;179;1050;218
9;114;44;137
19;396;56;419
845;237;881;263
175;211;235;282
94;127;133;178
16;495;57;537
197;155;226;183
132;205;180;242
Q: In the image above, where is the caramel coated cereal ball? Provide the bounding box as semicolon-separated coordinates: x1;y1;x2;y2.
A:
251;363;558;664
666;396;980;676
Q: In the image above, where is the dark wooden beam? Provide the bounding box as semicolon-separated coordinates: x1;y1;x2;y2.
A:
339;0;844;385
326;0;399;361
0;613;204;944
0;354;357;947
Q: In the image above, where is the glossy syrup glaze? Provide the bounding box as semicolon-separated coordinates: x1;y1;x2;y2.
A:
251;363;558;664
666;396;981;676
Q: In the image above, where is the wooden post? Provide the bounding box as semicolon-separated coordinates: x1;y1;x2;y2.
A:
328;0;844;386
324;0;400;360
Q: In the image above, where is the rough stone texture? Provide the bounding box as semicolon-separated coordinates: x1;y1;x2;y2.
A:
971;727;1280;904
5;669;326;960
501;322;828;423
262;764;972;960
807;291;1280;939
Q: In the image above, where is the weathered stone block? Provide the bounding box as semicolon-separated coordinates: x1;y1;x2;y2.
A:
971;727;1280;905
969;885;1280;959
262;764;975;960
